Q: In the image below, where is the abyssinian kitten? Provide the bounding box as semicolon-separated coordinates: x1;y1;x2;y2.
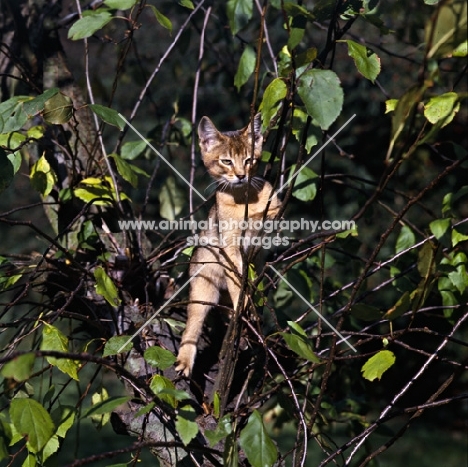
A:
175;113;282;377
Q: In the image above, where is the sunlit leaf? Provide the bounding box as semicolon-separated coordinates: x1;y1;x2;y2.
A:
430;218;451;239
41;323;80;381
234;46;256;91
260;79;287;128
103;335;133;356
288;164;318;201
89;104;125;130
121;140;147;160
297;69;343;130
150;375;177;407
361;350;396;381
9;398;55;453
104;0;138;9
94;266;121;306
0;353;35;382
205;415;232;447
452;229;468;247
395;225;415;254
144;346;176;370
425;0;467;59
43;92;73;124
424;92;459;127
176;406;198;445
30;154;56;197
239;410;278;467
340;40;381;82
68;11;113;41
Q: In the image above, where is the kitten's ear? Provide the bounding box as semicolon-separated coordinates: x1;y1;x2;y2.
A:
198;117;220;152
246;113;263;147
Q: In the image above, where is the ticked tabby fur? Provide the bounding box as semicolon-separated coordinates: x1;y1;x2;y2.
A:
175;114;281;376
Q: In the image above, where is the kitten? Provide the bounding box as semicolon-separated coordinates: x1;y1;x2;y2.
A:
175;114;281;377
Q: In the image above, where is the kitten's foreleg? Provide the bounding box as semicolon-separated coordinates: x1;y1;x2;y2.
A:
176;268;220;377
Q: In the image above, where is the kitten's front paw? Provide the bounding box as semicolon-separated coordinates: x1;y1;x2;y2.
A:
175;344;197;377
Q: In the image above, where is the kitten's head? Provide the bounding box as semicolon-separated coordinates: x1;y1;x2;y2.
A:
198;114;263;186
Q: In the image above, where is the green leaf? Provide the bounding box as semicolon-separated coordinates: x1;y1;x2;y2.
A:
9;398;55;453
0;96;29;133
0;353;35;382
52;406;75;438
74;176;119;206
385;99;398;113
43;92;73;124
110;153;137;187
386;86;425;160
42;435;60;463
289;164;318;201
395;225;415;254
452;229;468;247
340;40;381;82
30;154;56;197
68;11;113;40
205;415;232;447
453;39;467;56
159;176;185;220
148;6;173;33
260;79;287;129
417;241;437;278
0;131;26;151
94;266;121;306
121;140;147;160
288;14;306;51
104;0;138;9
361;350;396;382
425;0;467;59
239;410;278;467
27;125;45;139
448;264;468;294
424;92;459;127
226;0;253;35
144;346;176;370
382;291;411;320
176;406;198;446
89;104;125;130
103;335;133;356
234;46;256;91
150;375;178;407
430;218;451;239
23;88;59;116
178;0;194;9
41;324;80;381
297;69;344;130
22;454;36;467
0;148;15;194
280;321;320;363
350;304;382;321
81;396;131;419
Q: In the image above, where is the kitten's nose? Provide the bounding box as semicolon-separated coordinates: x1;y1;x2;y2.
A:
237;174;245;180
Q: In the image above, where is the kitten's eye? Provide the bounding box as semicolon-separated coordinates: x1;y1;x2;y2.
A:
220;159;233;166
244;158;253;165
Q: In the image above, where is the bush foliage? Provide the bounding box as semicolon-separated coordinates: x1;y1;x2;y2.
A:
0;0;467;466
